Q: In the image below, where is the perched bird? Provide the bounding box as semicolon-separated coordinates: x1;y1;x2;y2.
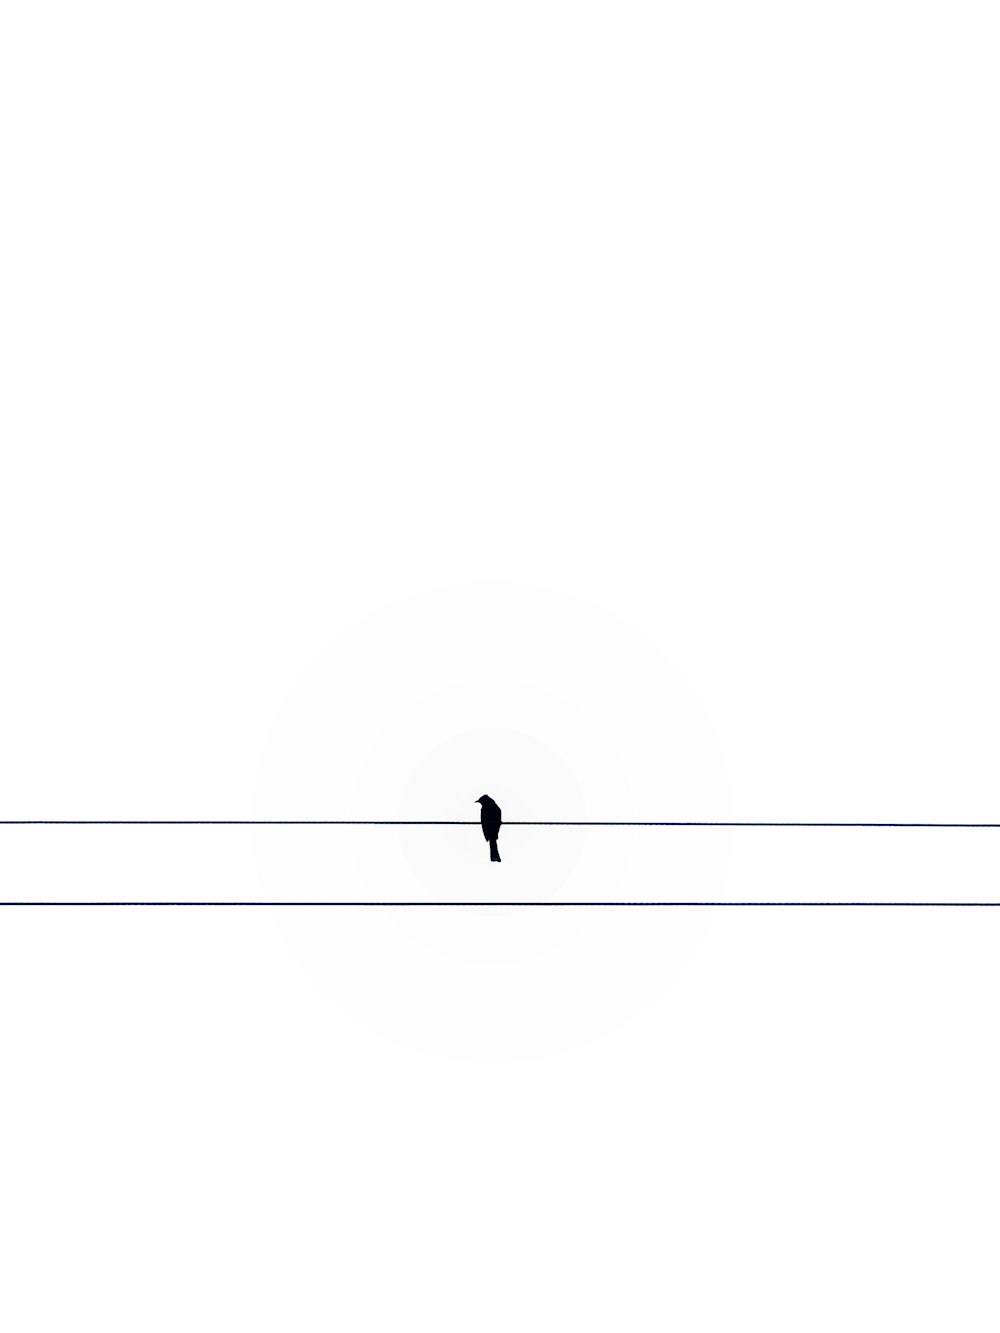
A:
476;794;502;862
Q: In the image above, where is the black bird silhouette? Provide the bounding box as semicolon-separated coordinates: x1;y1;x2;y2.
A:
476;795;502;862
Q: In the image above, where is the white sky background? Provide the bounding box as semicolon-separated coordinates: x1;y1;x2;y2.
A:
1;1;999;1328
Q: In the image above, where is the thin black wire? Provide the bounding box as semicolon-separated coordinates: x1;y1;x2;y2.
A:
2;901;1000;907
1;820;998;827
3;822;996;904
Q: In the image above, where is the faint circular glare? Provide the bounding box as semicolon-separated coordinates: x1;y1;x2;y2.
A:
254;583;727;1059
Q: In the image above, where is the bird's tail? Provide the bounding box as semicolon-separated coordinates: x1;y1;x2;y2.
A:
490;838;501;863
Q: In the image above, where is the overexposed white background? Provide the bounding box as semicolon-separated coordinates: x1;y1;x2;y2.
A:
1;0;999;1327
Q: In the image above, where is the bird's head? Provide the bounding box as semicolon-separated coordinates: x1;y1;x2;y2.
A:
476;795;489;805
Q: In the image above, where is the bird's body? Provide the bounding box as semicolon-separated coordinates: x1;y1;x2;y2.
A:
476;795;502;862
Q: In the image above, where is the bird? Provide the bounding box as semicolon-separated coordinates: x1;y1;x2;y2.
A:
476;795;502;862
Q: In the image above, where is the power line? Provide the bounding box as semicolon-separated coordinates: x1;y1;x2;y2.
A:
1;901;1000;908
4;821;995;904
1;820;998;828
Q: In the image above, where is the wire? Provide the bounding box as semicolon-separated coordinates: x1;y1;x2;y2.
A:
1;820;997;827
1;901;1000;907
3;822;995;904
